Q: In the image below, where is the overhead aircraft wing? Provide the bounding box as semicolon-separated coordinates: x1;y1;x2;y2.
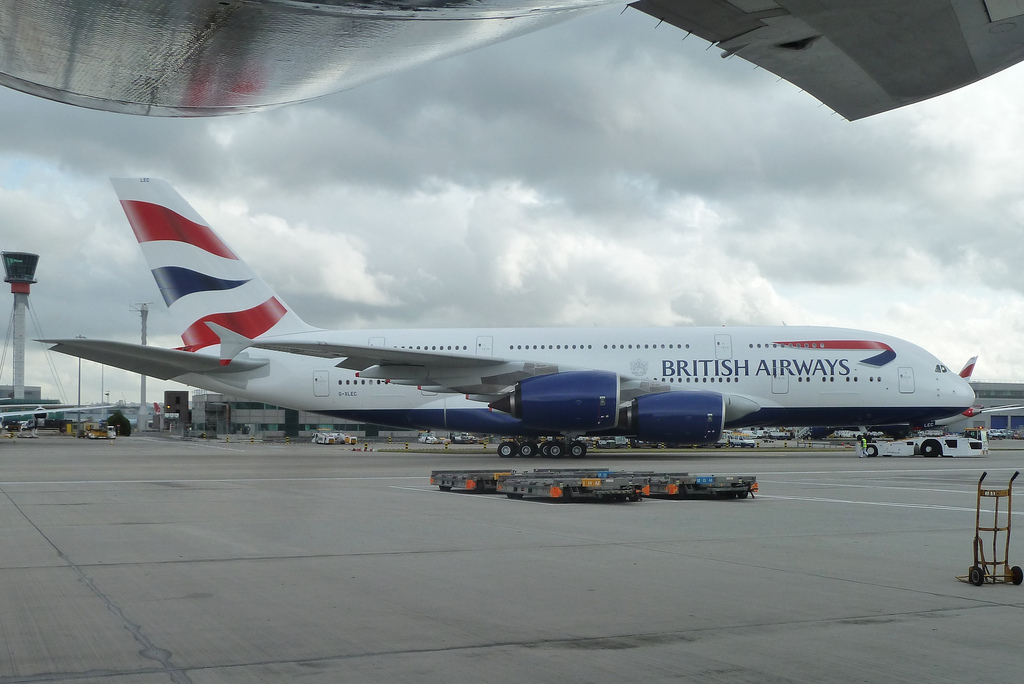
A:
629;0;1024;120
0;0;607;117
41;339;268;381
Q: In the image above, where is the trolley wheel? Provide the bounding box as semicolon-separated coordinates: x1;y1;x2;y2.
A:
438;485;452;492
497;442;516;458
920;439;942;457
738;490;749;499
1011;566;1024;586
969;565;986;586
506;492;524;499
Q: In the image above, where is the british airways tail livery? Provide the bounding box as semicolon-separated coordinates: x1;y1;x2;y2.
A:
44;178;975;457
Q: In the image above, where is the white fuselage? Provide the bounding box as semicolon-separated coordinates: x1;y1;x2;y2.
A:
179;324;974;435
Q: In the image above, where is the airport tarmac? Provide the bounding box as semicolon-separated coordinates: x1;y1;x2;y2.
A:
1;436;1023;683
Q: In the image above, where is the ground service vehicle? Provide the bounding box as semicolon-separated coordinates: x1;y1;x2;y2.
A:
862;431;987;458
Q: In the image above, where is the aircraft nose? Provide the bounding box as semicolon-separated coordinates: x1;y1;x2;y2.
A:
953;373;976;406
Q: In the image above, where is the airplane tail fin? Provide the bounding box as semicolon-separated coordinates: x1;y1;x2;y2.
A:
959;356;978;380
111;178;317;350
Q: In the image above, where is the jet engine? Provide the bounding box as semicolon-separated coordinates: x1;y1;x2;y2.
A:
488;371;619;432
619;391;725;444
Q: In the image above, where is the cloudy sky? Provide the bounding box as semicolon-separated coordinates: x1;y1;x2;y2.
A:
2;5;1024;406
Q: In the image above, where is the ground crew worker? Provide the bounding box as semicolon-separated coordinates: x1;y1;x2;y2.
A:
859;435;867;458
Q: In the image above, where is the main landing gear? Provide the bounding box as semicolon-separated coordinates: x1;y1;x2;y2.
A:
497;439;589;459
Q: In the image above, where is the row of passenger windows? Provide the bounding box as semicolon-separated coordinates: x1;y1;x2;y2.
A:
393;341;863;353
398;345;469;351
749;342;825;349
336;375;883;386
659;376;882;384
507;343;696;350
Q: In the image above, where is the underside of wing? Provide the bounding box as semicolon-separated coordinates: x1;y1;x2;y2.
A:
42;339;268;381
629;0;1024;119
0;0;610;116
251;340;562;397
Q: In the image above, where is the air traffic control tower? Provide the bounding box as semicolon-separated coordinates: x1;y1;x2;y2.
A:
3;252;39;401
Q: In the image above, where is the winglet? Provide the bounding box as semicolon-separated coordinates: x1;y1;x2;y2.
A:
205;322;253;365
959;356;978;380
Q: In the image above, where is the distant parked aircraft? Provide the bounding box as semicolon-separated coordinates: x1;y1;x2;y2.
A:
42;178;975;457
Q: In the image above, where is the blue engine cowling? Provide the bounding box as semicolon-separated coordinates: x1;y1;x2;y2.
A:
620;391;724;444
490;371;619;432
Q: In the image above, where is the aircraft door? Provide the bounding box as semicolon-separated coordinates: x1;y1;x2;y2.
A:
715;334;732;359
313;370;330;397
476;336;493;356
898;367;915;393
772;371;789;394
368;336;385;347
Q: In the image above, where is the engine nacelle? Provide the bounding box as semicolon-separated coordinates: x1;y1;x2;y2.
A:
489;371;619;432
620;391;724;444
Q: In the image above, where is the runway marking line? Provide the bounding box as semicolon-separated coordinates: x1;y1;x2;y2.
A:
759;493;1024;516
0;476;426;486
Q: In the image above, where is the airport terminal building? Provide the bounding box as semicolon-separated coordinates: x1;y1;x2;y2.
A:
954;381;1024;433
189;391;416;440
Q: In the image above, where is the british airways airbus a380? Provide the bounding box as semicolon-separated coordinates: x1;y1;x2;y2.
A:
43;178;974;458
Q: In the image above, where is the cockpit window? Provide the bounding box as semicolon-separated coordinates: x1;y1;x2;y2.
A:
935;365;949;373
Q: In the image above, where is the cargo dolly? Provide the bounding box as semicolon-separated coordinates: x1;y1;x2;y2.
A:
498;469;645;501
642;473;757;499
429;469;757;502
429;470;512;493
957;471;1023;586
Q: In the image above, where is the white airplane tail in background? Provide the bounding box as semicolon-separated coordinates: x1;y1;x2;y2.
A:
110;177;317;350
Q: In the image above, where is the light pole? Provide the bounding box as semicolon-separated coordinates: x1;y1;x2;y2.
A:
76;334;84;433
131;303;150;431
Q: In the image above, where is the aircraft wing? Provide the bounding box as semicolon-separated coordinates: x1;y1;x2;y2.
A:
629;0;1024;120
0;404;112;420
41;339;268;381
250;341;512;370
252;340;570;397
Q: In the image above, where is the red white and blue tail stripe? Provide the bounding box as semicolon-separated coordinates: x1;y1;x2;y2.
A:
111;177;316;350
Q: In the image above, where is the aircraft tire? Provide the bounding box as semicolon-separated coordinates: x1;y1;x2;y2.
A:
497;442;516;458
569;441;587;458
518;442;537;458
548;442;565;458
540;443;551;457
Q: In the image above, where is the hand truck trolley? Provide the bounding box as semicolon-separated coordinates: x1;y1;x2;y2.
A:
957;471;1023;586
